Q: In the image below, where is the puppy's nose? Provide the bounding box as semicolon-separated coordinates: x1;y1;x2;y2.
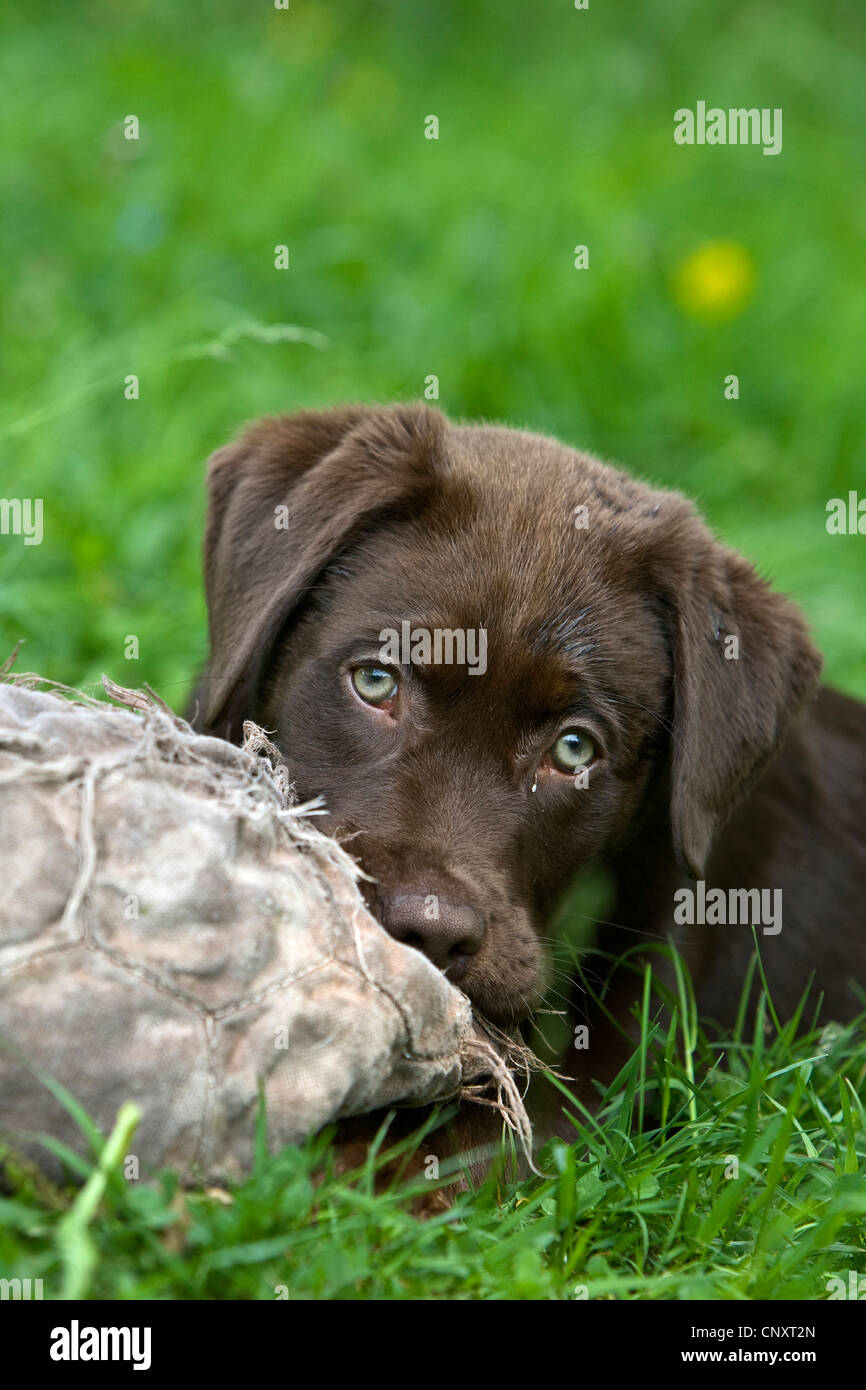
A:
378;893;486;979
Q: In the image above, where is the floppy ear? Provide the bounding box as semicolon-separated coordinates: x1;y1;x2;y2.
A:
196;403;445;739
659;507;822;879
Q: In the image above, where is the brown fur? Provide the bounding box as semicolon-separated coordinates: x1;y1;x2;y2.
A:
191;404;866;1184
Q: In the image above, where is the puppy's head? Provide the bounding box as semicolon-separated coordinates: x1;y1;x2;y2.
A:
197;405;821;1026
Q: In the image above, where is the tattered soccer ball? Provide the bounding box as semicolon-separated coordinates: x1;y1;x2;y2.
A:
0;671;532;1180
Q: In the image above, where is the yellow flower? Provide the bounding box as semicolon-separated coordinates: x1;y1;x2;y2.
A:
673;240;755;320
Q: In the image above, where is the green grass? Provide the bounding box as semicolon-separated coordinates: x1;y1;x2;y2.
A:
1;0;865;705
2;951;865;1300
1;0;864;1300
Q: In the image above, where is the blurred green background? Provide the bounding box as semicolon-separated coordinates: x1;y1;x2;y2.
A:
1;0;864;707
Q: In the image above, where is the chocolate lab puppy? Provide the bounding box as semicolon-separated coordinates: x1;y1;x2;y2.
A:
191;403;866;1165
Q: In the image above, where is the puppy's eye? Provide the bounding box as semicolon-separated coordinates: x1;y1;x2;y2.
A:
351;665;399;707
550;728;596;773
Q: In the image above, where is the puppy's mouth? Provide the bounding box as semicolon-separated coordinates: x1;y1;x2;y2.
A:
455;959;547;1030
